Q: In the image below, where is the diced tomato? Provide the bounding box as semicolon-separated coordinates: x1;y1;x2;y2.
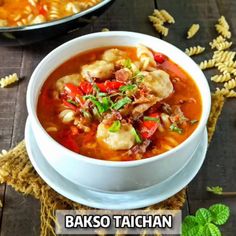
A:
64;83;83;98
96;81;125;92
154;53;166;64
140;113;160;139
79;82;93;94
63;100;77;111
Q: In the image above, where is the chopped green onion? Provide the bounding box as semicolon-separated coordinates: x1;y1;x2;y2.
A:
144;116;160;122
93;84;100;92
67;99;78;106
112;97;132;110
190;119;198;125
109;120;121;132
119;84;137;93
123;58;132;69
81;110;92;120
170;123;183;134
98;92;107;97
131;128;142;144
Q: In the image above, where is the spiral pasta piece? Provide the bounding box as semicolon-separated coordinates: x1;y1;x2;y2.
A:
160;10;175;24
185;46;205;56
211;73;231;83
148;16;164;25
215;88;236;97
0;73;19;88
153;23;169;37
215;41;232;51
215;24;231;39
213;51;236;63
209;35;226;49
218;16;230;30
187;24;200;39
199;59;216;70
224;61;236;68
153;9;166;21
224;78;236;90
216;63;235;74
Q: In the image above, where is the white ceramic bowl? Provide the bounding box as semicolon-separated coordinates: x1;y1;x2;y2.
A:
26;32;211;192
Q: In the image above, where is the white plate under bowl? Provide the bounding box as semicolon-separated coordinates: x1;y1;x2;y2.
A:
25;118;208;210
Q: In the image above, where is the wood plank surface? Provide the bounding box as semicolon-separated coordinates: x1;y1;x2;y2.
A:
0;0;157;235
155;0;236;235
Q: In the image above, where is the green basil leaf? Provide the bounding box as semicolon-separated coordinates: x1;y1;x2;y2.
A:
131;128;142;144
144;116;160;122
109;120;121;132
112;97;132;110
195;208;212;225
203;223;221;236
209;204;230;225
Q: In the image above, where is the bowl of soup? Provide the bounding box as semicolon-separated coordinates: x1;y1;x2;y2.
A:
0;0;113;46
26;31;211;192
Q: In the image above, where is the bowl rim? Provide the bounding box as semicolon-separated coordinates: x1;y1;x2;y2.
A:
0;0;112;32
27;31;211;167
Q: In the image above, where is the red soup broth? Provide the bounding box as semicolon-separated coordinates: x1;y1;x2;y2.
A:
37;46;202;161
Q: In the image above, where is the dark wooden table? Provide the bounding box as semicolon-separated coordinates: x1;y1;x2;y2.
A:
0;0;235;235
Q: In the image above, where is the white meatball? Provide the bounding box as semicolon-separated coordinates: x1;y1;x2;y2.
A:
141;70;174;100
102;49;127;62
96;122;135;150
55;74;82;93
81;60;114;81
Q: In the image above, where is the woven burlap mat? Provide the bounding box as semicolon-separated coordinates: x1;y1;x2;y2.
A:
0;93;224;236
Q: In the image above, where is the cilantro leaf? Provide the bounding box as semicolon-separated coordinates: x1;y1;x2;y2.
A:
195;208;212;225
109;120;121;133
209;204;230;225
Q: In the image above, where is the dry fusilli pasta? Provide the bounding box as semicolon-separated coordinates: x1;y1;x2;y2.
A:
213;51;236;63
0;73;19;88
209;35;226;49
153;23;169;37
224;78;236;90
148;16;164;25
185;46;205;56
153;9;166;22
187;24;200;39
215;87;236;97
218;16;230;30
215;41;232;51
160;10;175;24
199;59;216;70
215;24;231;39
211;73;231;83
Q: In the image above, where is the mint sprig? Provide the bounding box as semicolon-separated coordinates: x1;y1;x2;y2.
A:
182;203;230;236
